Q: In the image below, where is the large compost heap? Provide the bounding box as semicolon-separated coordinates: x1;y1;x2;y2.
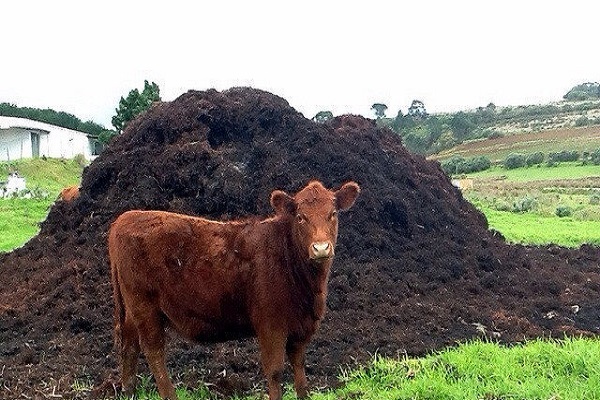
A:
1;87;599;399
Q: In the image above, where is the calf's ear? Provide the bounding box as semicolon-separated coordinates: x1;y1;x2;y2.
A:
335;182;360;211
270;190;296;215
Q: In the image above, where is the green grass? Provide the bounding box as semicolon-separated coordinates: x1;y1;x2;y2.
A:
456;163;600;247
466;163;600;181
317;338;600;400
119;338;600;400
0;198;53;250
0;157;83;194
475;204;600;247
0;158;83;252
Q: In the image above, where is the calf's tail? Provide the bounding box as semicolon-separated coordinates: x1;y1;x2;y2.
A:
111;258;125;350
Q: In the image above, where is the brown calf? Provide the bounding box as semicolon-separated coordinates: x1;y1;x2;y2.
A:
109;180;360;400
58;185;79;202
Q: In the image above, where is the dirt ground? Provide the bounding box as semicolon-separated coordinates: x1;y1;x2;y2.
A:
1;88;599;399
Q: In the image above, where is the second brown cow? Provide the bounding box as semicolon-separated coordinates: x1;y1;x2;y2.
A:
109;180;360;400
58;185;80;203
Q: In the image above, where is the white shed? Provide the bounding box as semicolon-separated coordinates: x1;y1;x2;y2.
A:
0;116;102;161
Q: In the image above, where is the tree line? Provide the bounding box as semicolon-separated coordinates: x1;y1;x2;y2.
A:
0;103;105;136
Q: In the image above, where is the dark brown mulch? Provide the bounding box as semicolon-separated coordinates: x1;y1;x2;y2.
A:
1;87;599;399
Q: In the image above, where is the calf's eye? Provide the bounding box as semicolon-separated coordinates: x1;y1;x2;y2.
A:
296;214;305;223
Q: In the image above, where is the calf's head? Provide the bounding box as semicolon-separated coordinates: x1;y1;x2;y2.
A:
271;181;360;262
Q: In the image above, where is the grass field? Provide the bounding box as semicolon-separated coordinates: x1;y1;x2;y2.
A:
473;203;600;247
0;198;54;250
0;157;83;193
0;158;82;252
107;338;600;400
457;162;600;247
467;162;600;181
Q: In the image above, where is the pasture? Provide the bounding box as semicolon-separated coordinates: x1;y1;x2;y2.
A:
433;125;600;162
0;198;54;250
460;163;600;246
0;158;82;251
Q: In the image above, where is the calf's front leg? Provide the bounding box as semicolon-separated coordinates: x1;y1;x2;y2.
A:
286;340;309;398
258;332;287;400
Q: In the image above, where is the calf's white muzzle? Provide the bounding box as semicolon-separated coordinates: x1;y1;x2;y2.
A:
311;241;333;259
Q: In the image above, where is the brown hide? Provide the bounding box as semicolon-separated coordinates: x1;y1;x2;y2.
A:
109;180;360;400
58;185;79;202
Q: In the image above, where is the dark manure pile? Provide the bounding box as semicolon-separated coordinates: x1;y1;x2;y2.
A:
1;87;599;399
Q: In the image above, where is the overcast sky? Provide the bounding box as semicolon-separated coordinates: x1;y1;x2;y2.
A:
1;1;599;129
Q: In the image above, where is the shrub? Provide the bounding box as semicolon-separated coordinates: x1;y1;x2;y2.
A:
494;200;511;212
512;196;537;213
590;193;600;205
441;156;465;175
547;150;579;165
575;116;590;127
504;153;526;169
590;149;600;165
440;155;491;175
73;153;87;168
525;152;544;166
555;205;573;218
467;156;492;172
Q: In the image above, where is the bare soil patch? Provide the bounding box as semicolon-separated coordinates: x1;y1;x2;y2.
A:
1;88;599;399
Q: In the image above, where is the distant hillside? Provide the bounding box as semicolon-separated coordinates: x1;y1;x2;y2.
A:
431;125;600;162
371;82;600;156
468;100;600;135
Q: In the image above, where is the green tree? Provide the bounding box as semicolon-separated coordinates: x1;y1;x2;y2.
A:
112;80;161;133
563;82;600;101
392;111;416;132
449;112;476;141
407;100;427;119
371;103;388;118
425;116;443;144
98;130;118;144
0;102;105;135
313;110;333;123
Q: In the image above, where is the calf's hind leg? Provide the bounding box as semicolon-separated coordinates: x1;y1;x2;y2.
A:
137;311;178;400
120;316;141;396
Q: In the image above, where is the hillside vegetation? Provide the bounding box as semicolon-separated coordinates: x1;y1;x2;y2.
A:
367;82;600;156
433;125;600;163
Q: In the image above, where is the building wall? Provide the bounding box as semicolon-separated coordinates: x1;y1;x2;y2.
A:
0;116;97;161
0;128;33;160
40;129;91;159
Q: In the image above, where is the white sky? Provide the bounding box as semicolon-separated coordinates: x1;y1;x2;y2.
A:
1;1;599;129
